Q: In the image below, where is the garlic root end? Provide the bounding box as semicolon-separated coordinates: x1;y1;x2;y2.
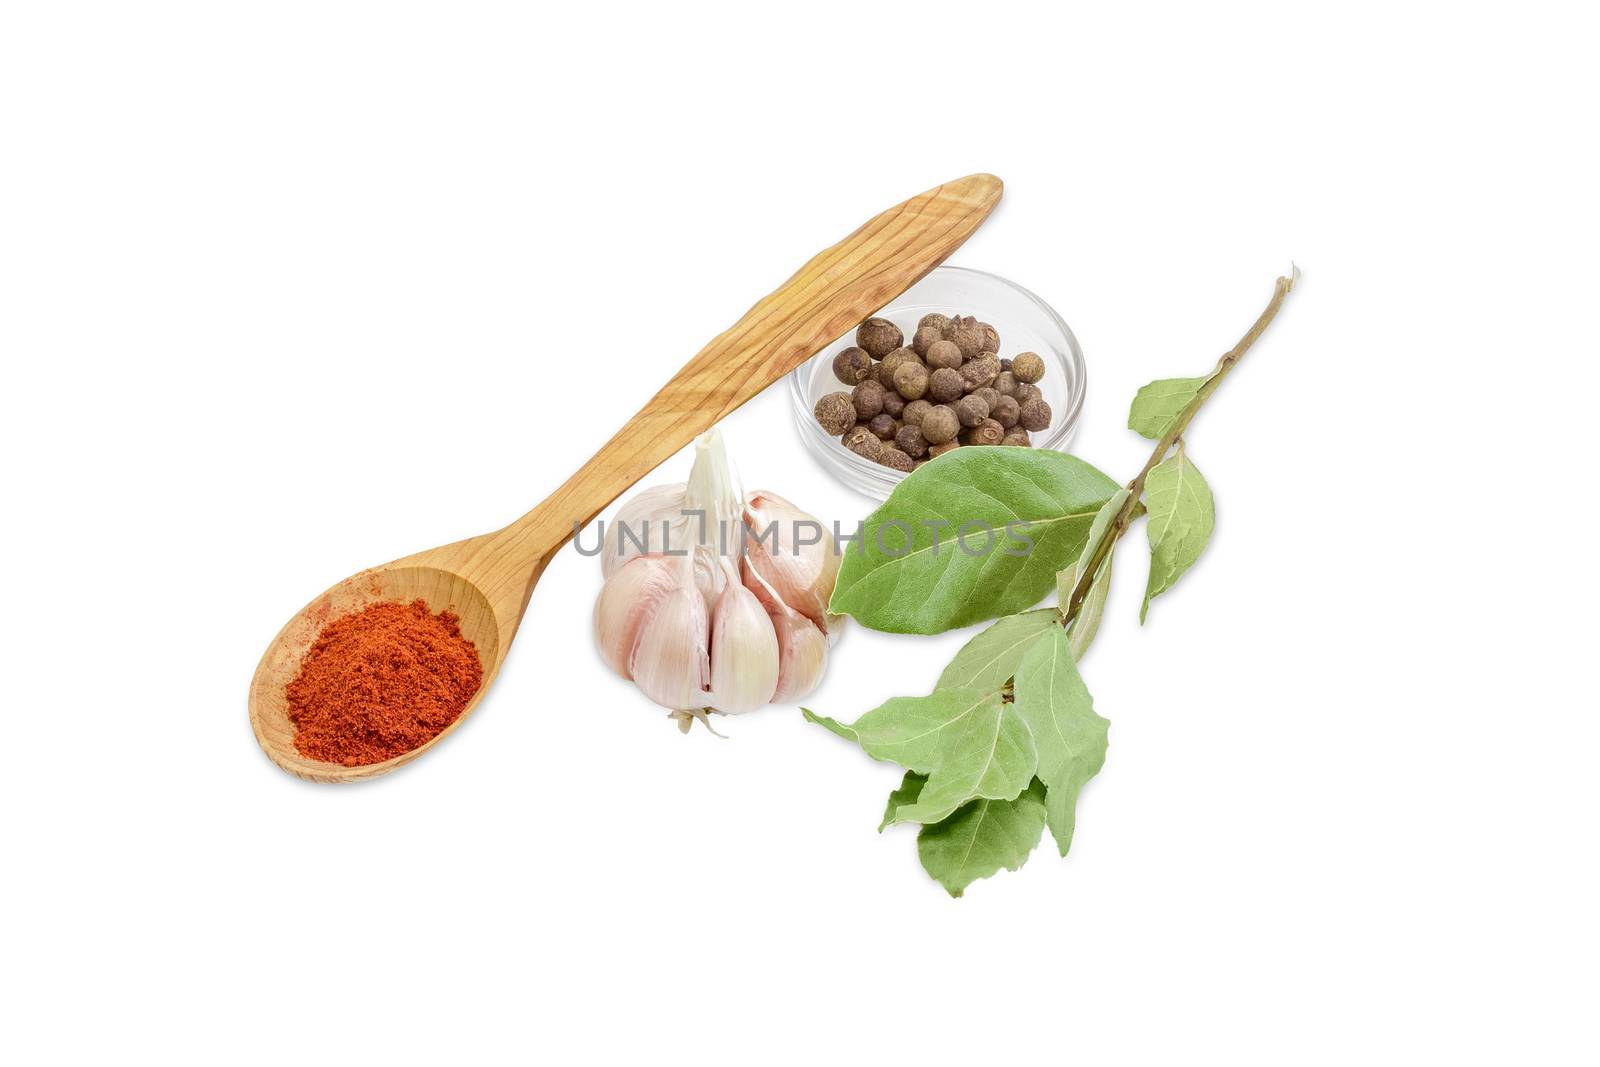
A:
668;707;728;738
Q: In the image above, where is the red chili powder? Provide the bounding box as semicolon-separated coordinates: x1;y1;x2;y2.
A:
286;599;484;766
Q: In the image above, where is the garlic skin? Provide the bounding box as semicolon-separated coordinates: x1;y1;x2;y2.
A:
602;484;688;581
591;429;841;728
593;553;679;679
627;576;711;711
742;559;829;703
743;490;842;631
707;561;779;713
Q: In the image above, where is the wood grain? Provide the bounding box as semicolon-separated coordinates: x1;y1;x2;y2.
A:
249;173;1003;781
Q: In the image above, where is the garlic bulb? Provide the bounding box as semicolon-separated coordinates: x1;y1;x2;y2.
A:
593;430;840;730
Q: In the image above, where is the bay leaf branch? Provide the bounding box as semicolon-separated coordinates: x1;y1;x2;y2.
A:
1062;269;1297;626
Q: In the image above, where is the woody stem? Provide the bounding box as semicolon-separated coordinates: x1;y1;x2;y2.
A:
1061;269;1298;628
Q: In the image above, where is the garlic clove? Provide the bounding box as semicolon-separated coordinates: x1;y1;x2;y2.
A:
628;577;712;711
742;490;842;632
594;554;680;679
603;483;689;581
707;563;780;714
741;559;830;704
770;616;829;704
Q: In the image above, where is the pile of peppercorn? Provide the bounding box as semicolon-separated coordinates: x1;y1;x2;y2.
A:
812;312;1053;471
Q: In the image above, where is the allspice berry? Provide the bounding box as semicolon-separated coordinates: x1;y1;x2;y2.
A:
925;339;963;370
893;360;929;400
918;312;952;335
994;371;1019;397
965;418;1006;446
975;386;1002;411
928;366;964;403
868;413;899;440
852;380;886;419
947;315;985;359
1019;397;1053;432
1013;382;1042;405
878;448;914;472
979;322;1000;355
832;346;872;385
856;317;903;359
920;404;960;445
880;347;920;378
846;429;884;461
894;424;929;458
959;355;1000;393
880;390;905;418
991;394;1021;428
1001;430;1032;447
955;394;990;428
814;392;855;435
902;399;933;426
1012;351;1046;384
911;324;943;357
928;440;961;458
842;424;876;451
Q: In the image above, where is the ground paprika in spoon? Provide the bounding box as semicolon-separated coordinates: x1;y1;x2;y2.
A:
285;599;484;766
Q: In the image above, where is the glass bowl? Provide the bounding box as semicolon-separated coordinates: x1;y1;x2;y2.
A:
788;265;1087;499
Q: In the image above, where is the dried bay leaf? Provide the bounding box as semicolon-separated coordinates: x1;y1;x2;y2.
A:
1012;627;1109;856
917;779;1049;897
803;710;859;744
879;772;927;831
1057;489;1130;660
829;449;1120;635
805;687;1038;827
884;700;1036;826
935;608;1061;692
1141;446;1215;622
1128;376;1207;439
802;689;1002;773
1068;558;1114;661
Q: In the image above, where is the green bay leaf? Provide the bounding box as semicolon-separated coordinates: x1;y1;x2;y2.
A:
1141;446;1215;622
886;701;1036;826
1068;555;1114;660
829;448;1120;635
1060;489;1129;596
1012;626;1109;856
800;708;857;743
1057;489;1129;660
917;779;1049;897
1128;376;1207;439
802;689;1000;773
879;772;927;831
806;688;1037;828
936;609;1061;691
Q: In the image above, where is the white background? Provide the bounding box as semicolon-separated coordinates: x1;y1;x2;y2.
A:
3;2;1595;1063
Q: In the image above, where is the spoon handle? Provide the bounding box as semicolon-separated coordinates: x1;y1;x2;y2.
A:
508;173;1003;554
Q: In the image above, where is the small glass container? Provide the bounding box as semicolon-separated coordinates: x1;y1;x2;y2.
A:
789;265;1087;499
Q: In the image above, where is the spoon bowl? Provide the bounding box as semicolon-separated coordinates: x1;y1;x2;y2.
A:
248;173;1004;781
249;557;515;782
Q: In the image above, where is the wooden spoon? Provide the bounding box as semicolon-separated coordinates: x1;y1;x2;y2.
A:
249;173;1004;781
